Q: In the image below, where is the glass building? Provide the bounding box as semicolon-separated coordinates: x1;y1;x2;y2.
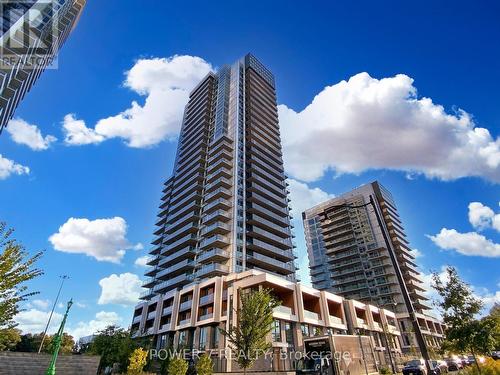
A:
303;181;443;352
0;0;86;132
140;54;298;301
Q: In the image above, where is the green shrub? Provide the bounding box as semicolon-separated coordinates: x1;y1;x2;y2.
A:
127;347;148;375
196;354;213;375
379;366;391;375
167;357;188;375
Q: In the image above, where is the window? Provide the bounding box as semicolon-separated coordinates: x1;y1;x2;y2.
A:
178;330;188;346
199;326;208;350
271;320;281;342
211;325;220;348
285;322;294;346
301;324;310;337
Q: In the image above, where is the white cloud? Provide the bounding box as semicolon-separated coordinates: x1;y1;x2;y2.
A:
410;248;423;258
0;154;29;179
133;243;144;251
287;179;333;285
287;178;334;216
49;217;134;263
98;272;142;306
428;228;500;258
468;201;500;232
6;118;57;150
64;55;213;148
15;308;63;334
62;114;104;145
279;72;500;182
32;299;50;310
134;255;151;267
69;311;122;340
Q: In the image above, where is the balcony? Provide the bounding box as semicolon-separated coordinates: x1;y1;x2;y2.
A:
163;222;198;244
249;226;292;249
158;246;196;268
142;277;155;288
206;167;232;182
248;202;289;227
132;315;142;324
156;259;195;279
247;252;295;274
162;306;173;316
196;263;229;278
205;177;232;192
197;248;230;263
248;214;292;237
203;198;231;213
199;235;229;249
140;288;154;300
201;209;231;225
204;187;231;202
153;273;190;293
200;222;230;236
179;300;192;311
199;293;214;306
178;318;191;326
304;310;320;321
247;238;294;261
207;157;232;173
198;313;214;321
356;318;367;326
162;234;197;255
273;305;293;315
329;315;343;325
146;311;156;321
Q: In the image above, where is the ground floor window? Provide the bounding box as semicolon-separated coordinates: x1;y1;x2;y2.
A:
272;320;281;342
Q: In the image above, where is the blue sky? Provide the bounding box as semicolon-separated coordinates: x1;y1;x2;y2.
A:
1;0;499;338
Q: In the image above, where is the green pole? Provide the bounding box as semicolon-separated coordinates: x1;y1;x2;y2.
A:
46;299;73;375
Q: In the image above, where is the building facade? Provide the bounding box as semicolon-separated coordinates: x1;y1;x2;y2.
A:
302;181;445;353
132;270;402;372
0;0;86;132
141;54;297;302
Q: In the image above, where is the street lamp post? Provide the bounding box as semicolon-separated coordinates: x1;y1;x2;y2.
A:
38;275;69;353
46;299;73;375
324;195;432;374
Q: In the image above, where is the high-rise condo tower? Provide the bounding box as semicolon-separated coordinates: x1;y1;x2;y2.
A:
0;0;86;132
141;54;297;301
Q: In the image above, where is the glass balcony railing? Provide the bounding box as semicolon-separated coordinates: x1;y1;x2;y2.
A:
200;222;230;236
199;235;229;249
201;209;230;224
329;315;343;325
196;263;229;278
357;318;367;326
198;313;214;321
197;248;230;263
273;305;293;315
199;293;214;305
304;310;320;321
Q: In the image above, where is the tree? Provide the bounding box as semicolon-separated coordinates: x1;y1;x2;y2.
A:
46;332;75;354
220;288;280;374
196;353;213;375
127;347;148;375
0;222;43;329
89;325;150;373
432;266;495;373
0;327;21;350
168;357;188;375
